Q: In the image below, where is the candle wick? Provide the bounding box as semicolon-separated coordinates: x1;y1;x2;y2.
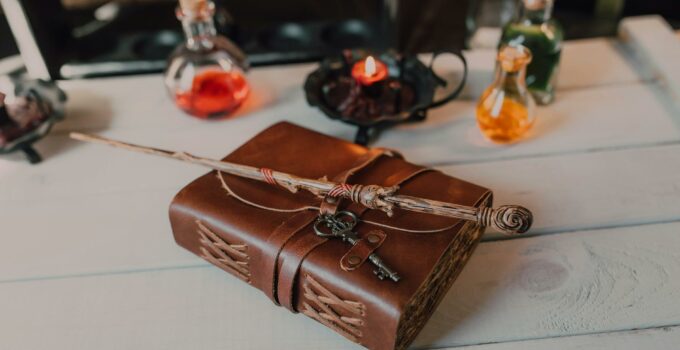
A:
365;56;377;77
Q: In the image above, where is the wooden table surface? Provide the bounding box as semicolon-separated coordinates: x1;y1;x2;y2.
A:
2;17;680;350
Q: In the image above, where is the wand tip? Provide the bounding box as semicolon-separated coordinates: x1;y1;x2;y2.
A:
70;132;88;141
70;132;106;144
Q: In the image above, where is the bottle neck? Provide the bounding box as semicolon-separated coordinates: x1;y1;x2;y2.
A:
177;3;217;51
518;1;553;25
494;64;527;91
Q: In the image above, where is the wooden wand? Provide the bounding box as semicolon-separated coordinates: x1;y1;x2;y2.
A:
70;132;533;235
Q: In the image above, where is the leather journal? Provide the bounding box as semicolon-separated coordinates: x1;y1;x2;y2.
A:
169;122;492;350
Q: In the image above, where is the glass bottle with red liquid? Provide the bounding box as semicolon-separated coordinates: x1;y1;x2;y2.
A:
164;0;249;119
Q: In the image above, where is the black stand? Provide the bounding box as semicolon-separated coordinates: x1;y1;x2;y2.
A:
354;126;378;146
22;146;42;164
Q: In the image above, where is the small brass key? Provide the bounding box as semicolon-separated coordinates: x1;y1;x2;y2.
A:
314;211;400;282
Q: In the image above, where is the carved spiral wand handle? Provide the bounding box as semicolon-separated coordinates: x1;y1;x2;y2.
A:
355;186;533;235
475;206;533;235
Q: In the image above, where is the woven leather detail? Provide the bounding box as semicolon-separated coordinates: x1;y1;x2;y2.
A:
197;220;251;283
301;275;365;343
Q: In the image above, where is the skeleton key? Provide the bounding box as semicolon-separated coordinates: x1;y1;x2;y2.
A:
314;211;401;282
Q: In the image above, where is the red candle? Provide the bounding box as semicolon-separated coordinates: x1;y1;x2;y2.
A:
351;56;388;86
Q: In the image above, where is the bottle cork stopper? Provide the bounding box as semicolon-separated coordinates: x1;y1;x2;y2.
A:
498;45;532;72
179;0;207;14
523;0;550;10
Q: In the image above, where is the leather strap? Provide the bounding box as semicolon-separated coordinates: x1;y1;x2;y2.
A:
252;211;318;304
340;229;386;271
276;163;435;312
320;148;397;216
274;149;394;311
259;148;396;306
276;231;327;310
385;165;434;188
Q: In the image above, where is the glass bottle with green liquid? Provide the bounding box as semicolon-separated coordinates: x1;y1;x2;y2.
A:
499;0;563;104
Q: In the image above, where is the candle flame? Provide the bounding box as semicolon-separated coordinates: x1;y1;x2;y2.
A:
364;56;376;77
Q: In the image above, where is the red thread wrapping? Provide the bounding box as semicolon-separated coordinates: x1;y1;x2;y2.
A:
260;168;277;186
328;184;353;198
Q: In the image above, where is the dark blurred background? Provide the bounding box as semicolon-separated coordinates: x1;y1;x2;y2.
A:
0;0;677;79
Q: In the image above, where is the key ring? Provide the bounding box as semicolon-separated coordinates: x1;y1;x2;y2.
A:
334;211;358;226
313;210;358;238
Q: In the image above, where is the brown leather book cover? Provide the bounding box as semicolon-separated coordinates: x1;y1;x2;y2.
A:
169;122;492;350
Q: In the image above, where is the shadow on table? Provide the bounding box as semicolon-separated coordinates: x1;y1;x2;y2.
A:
37;89;113;162
230;82;290;119
54;89;113;134
32;133;84;163
410;238;527;349
0;89;113;164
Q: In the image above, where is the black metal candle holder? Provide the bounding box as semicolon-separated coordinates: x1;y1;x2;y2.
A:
0;80;67;164
304;50;467;145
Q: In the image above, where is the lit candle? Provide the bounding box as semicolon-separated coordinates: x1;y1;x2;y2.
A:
351;56;388;86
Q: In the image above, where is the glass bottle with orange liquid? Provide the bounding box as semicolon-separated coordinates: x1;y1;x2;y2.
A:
476;44;537;143
164;0;249;119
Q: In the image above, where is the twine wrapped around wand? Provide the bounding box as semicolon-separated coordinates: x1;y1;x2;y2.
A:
70;132;533;235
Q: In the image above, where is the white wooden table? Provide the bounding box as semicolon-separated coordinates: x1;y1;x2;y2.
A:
2;16;680;350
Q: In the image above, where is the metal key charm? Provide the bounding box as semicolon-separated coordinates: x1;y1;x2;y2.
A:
314;211;401;282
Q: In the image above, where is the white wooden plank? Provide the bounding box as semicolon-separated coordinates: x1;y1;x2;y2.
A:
447;143;680;237
51;65;319;134
60;78;679;167
2;142;680;280
4;81;678;204
0;266;360;350
462;37;643;98
620;16;680;104
377;82;680;165
439;326;680;350
2;221;680;350
415;221;680;347
557;38;645;89
0;190;199;282
0;131;228;203
50;38;645;138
